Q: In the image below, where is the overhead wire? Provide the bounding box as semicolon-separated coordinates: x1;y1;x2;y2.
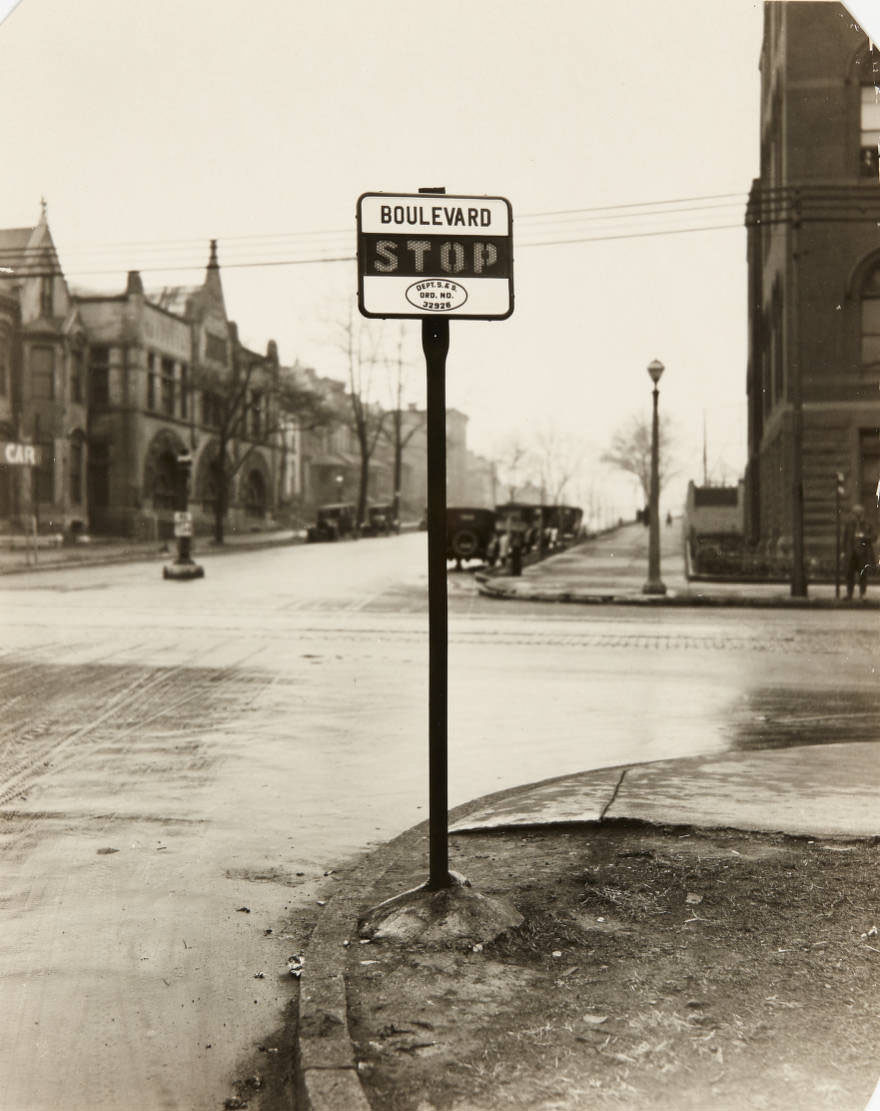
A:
0;187;806;278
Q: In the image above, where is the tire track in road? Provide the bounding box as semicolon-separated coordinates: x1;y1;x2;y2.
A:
0;643;275;807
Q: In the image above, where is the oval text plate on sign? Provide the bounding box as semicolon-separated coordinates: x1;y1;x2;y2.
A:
405;279;468;312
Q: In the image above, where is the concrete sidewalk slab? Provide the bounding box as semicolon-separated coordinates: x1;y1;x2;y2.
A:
449;743;880;840
609;743;880;838
449;766;623;831
476;521;880;608
297;742;880;1110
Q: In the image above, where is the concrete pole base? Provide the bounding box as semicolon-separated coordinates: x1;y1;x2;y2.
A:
162;561;205;581
359;872;523;947
642;579;667;595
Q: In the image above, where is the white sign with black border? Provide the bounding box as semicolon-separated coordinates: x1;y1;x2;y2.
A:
357;192;513;320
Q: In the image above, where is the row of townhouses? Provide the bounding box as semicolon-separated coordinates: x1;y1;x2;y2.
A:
0;209;498;541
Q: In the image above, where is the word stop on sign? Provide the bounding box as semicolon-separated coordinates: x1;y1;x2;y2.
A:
357;192;513;320
371;239;499;275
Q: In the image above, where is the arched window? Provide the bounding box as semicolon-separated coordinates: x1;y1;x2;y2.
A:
861;262;880;366
860;85;880;179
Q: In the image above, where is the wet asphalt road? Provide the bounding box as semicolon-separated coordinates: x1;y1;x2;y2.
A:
0;532;877;1110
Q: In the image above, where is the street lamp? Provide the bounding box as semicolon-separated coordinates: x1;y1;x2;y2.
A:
642;358;666;596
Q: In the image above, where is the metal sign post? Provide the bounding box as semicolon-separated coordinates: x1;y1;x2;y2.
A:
357;186;513;893
423;310;451;889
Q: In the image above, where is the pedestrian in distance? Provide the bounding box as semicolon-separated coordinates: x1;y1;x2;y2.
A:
843;503;877;600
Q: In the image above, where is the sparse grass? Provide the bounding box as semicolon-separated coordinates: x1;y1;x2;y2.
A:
346;823;880;1111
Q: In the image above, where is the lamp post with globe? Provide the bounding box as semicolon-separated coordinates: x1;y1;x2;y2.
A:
642;358;666;596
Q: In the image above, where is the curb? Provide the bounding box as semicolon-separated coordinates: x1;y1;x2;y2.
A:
294;762;651;1111
294;772;568;1111
293;749;880;1110
473;572;880;609
0;533;304;577
0;523;424;578
295;822;428;1111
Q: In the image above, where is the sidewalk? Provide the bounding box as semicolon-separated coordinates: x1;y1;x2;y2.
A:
296;743;880;1111
475;521;880;608
0;520;425;576
0;527;303;575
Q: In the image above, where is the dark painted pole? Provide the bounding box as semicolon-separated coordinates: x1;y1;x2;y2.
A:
643;359;666;595
423;312;451;891
835;471;844;599
789;190;807;597
418;185;453;892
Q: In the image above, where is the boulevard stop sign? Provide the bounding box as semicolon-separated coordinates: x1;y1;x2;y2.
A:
357;192;513;319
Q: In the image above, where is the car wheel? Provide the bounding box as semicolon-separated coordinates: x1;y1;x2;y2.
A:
452;529;479;559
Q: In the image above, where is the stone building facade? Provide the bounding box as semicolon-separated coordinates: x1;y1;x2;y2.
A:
0;209;503;539
74;242;281;541
745;2;880;562
0;207;89;535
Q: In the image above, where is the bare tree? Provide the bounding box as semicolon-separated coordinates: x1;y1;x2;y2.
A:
530;422;585;506
493;432;534;502
332;305;387;529
196;328;330;544
382;324;425;528
601;412;676;504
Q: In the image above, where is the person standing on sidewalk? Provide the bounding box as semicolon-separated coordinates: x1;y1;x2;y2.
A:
843;504;877;600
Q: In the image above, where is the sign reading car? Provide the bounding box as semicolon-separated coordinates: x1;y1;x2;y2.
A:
0;442;41;466
357;192;513;320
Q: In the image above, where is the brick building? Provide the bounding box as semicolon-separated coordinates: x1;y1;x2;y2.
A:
745;2;880;565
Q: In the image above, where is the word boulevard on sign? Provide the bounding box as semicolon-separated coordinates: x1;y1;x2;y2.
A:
357;192;513;320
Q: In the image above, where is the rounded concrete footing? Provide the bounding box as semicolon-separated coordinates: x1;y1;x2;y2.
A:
162;562;205;580
359;876;523;946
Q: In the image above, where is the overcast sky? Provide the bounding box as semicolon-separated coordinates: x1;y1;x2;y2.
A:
0;0;875;515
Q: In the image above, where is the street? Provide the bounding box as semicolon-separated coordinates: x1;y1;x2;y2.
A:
0;531;878;1110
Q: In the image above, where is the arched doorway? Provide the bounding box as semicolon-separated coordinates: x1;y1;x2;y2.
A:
243;468;267;518
152;450;178;510
143;429;188;540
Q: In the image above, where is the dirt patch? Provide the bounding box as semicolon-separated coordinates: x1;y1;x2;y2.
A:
346;823;880;1111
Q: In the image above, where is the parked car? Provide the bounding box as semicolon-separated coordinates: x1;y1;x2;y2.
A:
446;507;499;567
362;503;395;536
306;502;356;542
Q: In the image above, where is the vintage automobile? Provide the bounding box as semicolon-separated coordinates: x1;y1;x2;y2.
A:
306;502;356;542
446;506;500;567
361;503;395;537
